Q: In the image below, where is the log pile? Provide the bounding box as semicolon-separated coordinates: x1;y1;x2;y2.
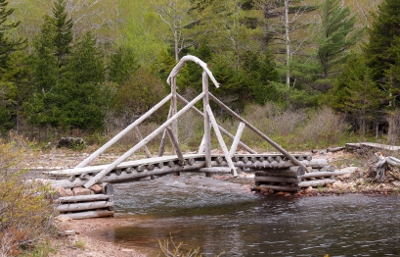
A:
252;158;357;193
53;182;114;220
366;152;400;182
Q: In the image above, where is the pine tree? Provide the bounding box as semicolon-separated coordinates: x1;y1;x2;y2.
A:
317;0;362;84
328;53;383;134
51;0;73;69
109;45;140;85
0;0;25;72
60;32;106;130
364;0;400;81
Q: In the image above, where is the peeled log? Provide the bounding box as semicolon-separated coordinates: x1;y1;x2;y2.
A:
253;184;300;192
254;176;299;184
62;210;114;220
56;194;112;203
56;201;113;212
299;179;336;188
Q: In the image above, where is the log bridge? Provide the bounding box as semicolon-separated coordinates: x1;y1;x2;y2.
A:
46;55;334;220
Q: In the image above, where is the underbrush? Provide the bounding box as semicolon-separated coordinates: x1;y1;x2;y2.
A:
21;105;387;154
0;135;56;257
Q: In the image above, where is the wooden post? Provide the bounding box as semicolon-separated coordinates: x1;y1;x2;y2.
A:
170;76;178;147
209;93;306;169
75;93;172;168
158;107;173;157
166;127;185;166
134;126;152;158
230;122;246;156
202;71;212;172
176;93;256;154
206;105;238;177
83;92;205;188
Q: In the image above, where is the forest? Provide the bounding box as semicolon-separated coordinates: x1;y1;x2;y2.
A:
1;0;400;149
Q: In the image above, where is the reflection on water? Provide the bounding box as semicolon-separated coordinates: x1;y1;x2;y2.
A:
89;173;400;257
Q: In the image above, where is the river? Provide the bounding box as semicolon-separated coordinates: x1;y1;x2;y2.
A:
89;173;400;257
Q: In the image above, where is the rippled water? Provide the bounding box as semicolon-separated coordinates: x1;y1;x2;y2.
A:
90;173;400;257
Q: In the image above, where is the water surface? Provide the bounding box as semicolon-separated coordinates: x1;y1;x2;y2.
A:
90;173;400;257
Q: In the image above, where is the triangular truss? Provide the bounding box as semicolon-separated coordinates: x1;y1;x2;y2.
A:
76;55;304;188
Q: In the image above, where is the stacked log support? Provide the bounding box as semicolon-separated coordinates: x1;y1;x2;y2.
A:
251;158;351;193
54;182;114;220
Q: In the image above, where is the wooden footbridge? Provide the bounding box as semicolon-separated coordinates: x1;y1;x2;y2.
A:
47;55;333;219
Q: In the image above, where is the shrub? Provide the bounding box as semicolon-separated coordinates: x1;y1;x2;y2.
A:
0;136;56;256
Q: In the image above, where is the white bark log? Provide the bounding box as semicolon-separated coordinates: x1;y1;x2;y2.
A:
57;201;114;212
62;210;114;220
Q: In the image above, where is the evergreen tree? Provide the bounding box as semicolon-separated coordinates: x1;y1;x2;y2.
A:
61;32;106;130
328;53;383;134
109;45;140;85
31;16;59;94
0;0;25;72
316;0;362;92
364;0;400;82
51;0;73;69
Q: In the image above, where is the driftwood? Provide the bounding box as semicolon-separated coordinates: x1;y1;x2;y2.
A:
368;152;400;182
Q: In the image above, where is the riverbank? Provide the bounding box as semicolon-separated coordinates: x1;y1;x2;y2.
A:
51;217;147;257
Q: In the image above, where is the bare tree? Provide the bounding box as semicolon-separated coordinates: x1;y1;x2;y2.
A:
150;0;196;61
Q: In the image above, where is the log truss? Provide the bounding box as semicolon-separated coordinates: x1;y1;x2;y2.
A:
46;55;312;189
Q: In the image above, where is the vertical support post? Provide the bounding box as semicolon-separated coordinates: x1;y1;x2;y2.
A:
229;122;246;156
202;71;212;175
171;76;178;147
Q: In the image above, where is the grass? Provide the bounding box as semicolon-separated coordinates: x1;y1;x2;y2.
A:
74;239;86;250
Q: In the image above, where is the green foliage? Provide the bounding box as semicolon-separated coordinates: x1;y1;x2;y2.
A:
364;0;400;81
51;0;73;68
0;136;55;256
328;53;383;134
31;15;59;94
0;0;25;72
66;32;105;84
316;0;363;91
108;45;140;84
158;234;225;257
110;67;168;126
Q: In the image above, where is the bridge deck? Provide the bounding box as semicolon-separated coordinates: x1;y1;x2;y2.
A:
45;153;322;189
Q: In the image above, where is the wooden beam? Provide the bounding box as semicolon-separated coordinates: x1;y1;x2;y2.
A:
57;201;113;212
134;126;152;158
83;92;205;188
230;122;246;156
167;55;219;89
209;93;305;169
75;93;172;168
202;71;212;169
206;105;238;177
166;127;185;165
176;93;256;154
